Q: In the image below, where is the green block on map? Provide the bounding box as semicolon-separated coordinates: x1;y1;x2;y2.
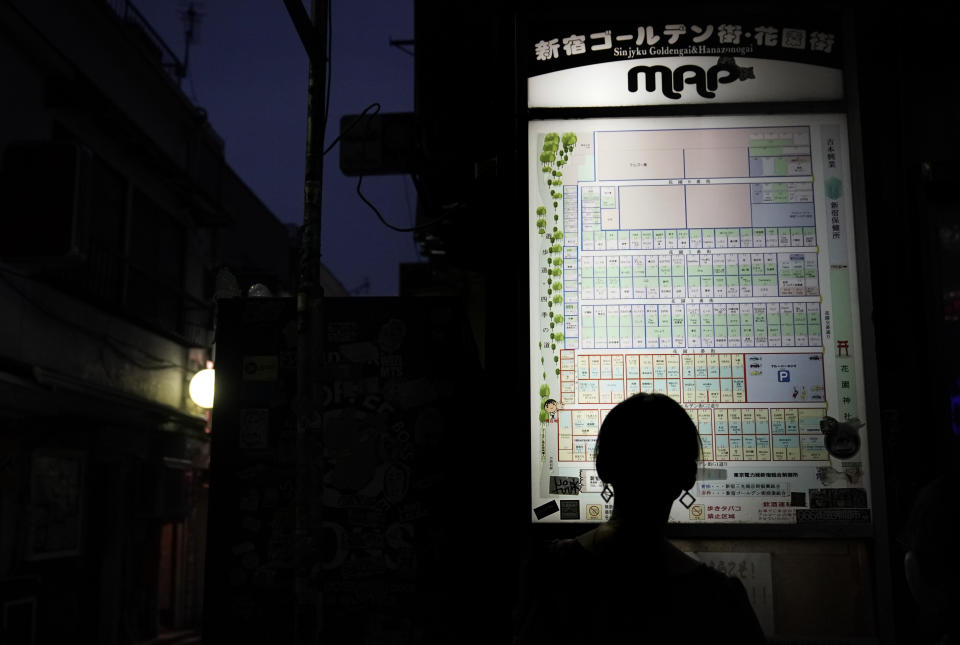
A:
774;158;788;174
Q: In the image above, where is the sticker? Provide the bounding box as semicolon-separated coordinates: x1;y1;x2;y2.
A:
816;463;863;487
808;487;867;508
231;541;255;555
237;492;259;512
240;551;260;570
796;508;870;523
383;463;410;504
228;568;247;587
820;416;862;459
242;355;279;381
327;321;359;343
378;318;407;351
339;341;380;364
239;409;270;451
380;353;403;377
559;500;580;520
260;487;279;509
534;500;560;520
698;467;728;481
585;504;603;521
347;509;386;527
579;470;604;493
320;522;348;571
241;516;262;532
236;464;265;480
688;504;705;520
549;476;582;495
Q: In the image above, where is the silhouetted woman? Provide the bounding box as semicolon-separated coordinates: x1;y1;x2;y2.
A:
514;393;766;644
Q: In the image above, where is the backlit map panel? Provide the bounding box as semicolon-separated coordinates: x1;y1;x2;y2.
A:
529;115;870;524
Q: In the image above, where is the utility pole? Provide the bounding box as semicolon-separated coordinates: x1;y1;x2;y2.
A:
282;0;327;642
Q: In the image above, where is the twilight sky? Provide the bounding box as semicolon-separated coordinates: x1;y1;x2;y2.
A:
136;0;419;295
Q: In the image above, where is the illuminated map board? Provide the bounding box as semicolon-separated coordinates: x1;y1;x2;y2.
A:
529;114;870;524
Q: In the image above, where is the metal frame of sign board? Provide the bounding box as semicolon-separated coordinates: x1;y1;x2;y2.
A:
517;8;892;639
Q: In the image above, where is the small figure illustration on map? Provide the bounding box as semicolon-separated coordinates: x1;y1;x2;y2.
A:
792;386;799;399
543;399;559;421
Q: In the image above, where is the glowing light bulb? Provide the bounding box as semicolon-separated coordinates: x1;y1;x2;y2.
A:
189;368;216;409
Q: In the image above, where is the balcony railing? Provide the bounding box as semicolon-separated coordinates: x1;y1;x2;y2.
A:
106;0;186;85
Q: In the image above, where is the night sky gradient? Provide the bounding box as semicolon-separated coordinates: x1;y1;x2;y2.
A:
138;0;420;295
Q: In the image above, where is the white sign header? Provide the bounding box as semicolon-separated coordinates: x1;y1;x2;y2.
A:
527;57;843;108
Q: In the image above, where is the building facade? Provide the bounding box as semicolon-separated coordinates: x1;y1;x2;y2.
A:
0;1;344;643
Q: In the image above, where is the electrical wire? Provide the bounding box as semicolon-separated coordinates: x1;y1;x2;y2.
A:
322;101;381;156
355;174;457;233
322;0;332;143
284;5;451;236
0;268;190;372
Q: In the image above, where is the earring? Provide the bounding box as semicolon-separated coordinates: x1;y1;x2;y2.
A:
601;483;614;502
678;490;696;508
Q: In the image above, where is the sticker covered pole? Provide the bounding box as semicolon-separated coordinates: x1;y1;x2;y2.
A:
282;0;327;641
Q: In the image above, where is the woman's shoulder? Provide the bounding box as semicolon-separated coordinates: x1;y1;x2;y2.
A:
543;537;588;558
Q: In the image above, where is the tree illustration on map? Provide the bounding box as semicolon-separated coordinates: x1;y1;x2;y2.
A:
534;132;577;421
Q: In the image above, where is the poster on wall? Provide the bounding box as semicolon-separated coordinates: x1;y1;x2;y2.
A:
26;452;85;559
528;114;870;524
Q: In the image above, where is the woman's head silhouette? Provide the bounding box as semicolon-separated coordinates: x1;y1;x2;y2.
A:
595;393;701;522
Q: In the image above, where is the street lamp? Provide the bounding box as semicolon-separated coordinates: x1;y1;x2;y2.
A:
188;367;216;409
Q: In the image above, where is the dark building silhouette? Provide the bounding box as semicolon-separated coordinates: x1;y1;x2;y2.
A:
0;1;344;643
